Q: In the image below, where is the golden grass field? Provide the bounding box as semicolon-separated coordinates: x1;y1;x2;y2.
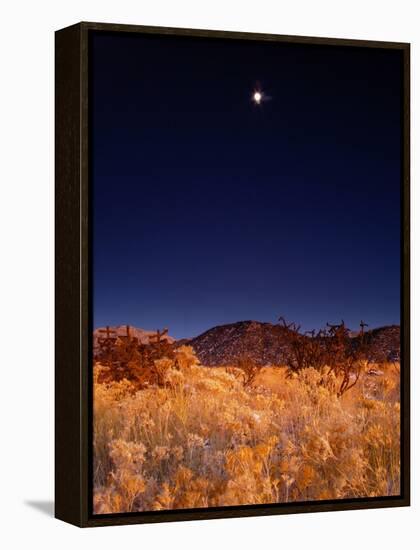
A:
93;347;400;513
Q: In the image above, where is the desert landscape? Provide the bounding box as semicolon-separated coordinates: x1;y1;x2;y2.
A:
92;320;400;514
89;30;403;518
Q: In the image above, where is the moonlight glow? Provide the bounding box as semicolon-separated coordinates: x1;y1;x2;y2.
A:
253;91;262;104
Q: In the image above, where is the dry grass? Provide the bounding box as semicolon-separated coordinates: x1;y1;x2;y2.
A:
93;347;400;513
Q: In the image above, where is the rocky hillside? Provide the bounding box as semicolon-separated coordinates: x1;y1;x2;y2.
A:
356;325;401;362
93;321;400;367
185;320;290;366
185;321;400;366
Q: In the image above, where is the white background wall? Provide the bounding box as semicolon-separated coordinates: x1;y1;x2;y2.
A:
0;0;417;548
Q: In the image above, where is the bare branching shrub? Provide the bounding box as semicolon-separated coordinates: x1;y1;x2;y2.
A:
278;317;369;397
96;327;178;389
278;317;326;374
234;355;264;387
323;321;367;397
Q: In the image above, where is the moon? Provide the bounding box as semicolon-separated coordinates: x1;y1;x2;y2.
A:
253;91;262;104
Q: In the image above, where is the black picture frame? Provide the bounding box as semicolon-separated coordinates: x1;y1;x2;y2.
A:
55;21;410;527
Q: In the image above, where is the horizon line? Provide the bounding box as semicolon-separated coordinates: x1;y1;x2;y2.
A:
93;318;401;339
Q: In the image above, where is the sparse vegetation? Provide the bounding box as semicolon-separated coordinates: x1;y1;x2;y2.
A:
229;355;264;387
277;317;371;397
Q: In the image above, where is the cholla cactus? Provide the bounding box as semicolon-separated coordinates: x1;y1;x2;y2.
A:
234;355;263;388
278;316;368;397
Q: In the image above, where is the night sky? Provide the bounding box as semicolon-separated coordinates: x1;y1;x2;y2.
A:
91;31;402;339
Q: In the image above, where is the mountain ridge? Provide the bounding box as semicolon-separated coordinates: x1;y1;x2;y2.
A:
93;321;400;366
182;320;400;366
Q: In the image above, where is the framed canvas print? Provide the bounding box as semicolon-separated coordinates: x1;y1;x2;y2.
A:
55;22;410;527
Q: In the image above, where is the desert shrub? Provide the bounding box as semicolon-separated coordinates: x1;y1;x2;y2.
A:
229;355;264;387
96;329;177;389
93;346;400;512
278;317;370;397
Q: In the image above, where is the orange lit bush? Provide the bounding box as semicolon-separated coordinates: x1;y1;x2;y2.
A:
93;346;400;513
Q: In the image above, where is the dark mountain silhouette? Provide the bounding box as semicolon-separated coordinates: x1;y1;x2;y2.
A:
182;321;400;366
93;321;400;367
181;320;290;366
354;324;400;363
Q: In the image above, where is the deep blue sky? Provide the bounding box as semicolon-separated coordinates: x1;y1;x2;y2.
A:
91;32;402;339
